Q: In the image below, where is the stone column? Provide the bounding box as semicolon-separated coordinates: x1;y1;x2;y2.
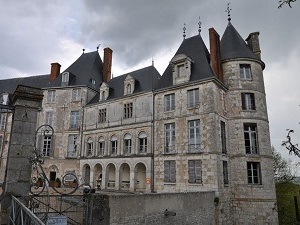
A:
0;85;43;221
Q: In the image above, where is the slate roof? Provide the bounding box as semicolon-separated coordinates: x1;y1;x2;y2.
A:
155;35;216;90
49;51;103;90
88;65;161;105
0;51;104;97
220;22;260;62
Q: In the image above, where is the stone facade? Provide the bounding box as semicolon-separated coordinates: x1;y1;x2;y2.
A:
0;20;278;224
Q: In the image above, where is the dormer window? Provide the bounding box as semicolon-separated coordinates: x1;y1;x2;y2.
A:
170;54;193;85
0;93;9;105
62;72;69;86
99;83;109;101
91;79;96;85
124;75;135;95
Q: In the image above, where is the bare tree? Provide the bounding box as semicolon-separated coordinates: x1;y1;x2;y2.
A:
278;0;297;8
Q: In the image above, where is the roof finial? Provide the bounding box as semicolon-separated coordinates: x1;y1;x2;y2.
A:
96;44;101;51
198;16;202;35
226;2;232;22
82;48;85;54
152;57;154;66
183;23;186;39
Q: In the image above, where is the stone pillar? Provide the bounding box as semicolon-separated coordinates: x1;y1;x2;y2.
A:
129;170;135;192
0;85;43;222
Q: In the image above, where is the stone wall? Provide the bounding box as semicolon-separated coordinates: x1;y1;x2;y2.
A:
86;191;216;225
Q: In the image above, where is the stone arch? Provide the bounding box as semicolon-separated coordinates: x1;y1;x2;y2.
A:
119;163;130;190
94;163;103;189
106;163;116;189
134;162;146;191
82;164;91;185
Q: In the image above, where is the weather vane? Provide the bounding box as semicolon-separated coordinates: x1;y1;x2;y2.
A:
198;16;202;35
225;2;232;22
183;23;186;39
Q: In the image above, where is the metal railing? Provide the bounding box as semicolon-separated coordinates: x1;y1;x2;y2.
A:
10;195;45;225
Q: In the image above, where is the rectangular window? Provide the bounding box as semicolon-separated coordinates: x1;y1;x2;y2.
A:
98;108;107;123
45;111;53;126
67;135;77;158
164;160;176;183
72;89;81;101
188;120;200;153
98;141;105;156
124;139;132;155
187;89;199;108
241;93;255;110
188;160;202;184
43;136;52;157
247;162;261;184
70;111;79;128
62;72;69;83
165;123;175;153
164;94;175;111
139;137;147;153
221;121;227;154
244;124;258;154
223;161;229;185
0;113;6;131
240;64;252;79
124;103;133;119
111;140;117;155
0;136;3;155
47;90;56;103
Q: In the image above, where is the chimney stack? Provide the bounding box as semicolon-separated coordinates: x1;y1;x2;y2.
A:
50;62;61;81
103;47;113;82
246;32;261;59
209;28;223;82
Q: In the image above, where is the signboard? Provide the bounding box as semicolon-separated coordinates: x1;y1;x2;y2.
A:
47;216;67;225
146;178;151;184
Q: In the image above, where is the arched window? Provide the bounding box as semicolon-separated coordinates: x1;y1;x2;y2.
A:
138;132;147;154
98;136;105;156
101;91;106;100
110;135;118;155
124;133;132;155
87;138;93;156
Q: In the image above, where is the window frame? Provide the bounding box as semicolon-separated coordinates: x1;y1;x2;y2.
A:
42;136;52;157
98;108;107;123
221;121;227;154
241;93;256;110
164;94;175;111
47;90;56;103
45;111;53;126
123;103;133;119
188;120;201;153
98;137;105;156
67;135;77;158
164;123;176;154
223;161;229;185
244;123;259;154
70;111;79;128
164;160;176;183
0;113;6;131
187;89;200;108
72;88;81;101
240;64;252;79
86;138;93;157
247;162;262;185
138;132;147;154
110;136;118;155
188;160;202;184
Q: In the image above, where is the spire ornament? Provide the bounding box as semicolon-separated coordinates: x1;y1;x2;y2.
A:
183;23;186;39
225;2;232;22
96;44;101;51
198;17;202;35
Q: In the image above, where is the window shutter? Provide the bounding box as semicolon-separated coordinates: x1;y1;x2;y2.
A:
37;135;42;154
170;161;176;183
188;160;195;183
164;161;170;182
251;94;256;110
49;136;55;157
241;93;246;110
195;160;202;183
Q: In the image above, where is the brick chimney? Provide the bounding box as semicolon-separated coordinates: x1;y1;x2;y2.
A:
103;47;113;82
246;32;261;59
50;62;61;81
209;28;223;82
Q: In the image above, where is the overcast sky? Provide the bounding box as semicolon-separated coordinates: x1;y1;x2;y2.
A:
0;0;299;160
